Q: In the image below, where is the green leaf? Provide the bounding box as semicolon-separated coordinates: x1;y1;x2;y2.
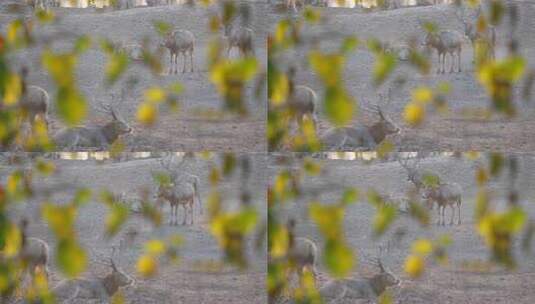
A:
56;87;87;125
106;204;129;237
323;239;355;278
324;86;355;126
373;204;397;236
106;53;129;85
57;239;87;278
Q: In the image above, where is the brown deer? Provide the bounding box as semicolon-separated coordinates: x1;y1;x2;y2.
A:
319;255;400;302
154;156;201;226
420;20;464;73
321;89;400;150
421;183;462;225
53;89;132;150
160;29;195;74
52;253;135;303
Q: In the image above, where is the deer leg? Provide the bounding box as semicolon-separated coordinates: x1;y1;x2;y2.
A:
436;204;441;225
182;52;187;73
182;204;187;225
168;53;173;75
449;52;454;73
449;204;455;225
190;50;194;73
438;53;442;74
457;201;462;225
458;49;462;72
174;53;179;75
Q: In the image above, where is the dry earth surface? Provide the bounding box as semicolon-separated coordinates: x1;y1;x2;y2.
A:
269;153;535;303
1;153;267;304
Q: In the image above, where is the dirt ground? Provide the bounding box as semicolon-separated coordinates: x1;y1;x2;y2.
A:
266;2;535;152
269;153;535;303
1;153;267;304
1;1;268;152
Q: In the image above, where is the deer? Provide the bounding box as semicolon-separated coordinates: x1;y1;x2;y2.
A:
421;183;462;225
398;156;463;225
17;85;50;130
160;29;195;74
398;156;425;192
51;255;135;303
320;89;400;150
53;89;132;150
420;20;464;74
20;237;50;281
153;156;202;225
455;5;496;62
223;23;255;58
16;219;50;282
319;256;400;303
288;237;319;279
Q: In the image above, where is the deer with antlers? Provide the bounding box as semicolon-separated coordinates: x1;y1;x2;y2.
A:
321;88;400;150
53;89;132;150
419;20;464;73
319;248;400;303
51;249;135;303
455;5;496;62
154;155;202;226
398;155;463;225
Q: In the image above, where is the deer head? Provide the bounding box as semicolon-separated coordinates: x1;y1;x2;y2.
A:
398;155;422;189
366;88;401;139
108;258;135;288
96;89;132;142
370;256;401;294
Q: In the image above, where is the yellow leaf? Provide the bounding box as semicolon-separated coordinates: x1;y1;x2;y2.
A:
137;102;158;126
144;87;166;103
269;226;289;258
411;87;433;104
411;239;433;256
404;102;425;126
137;254;158;277
404;254;424;278
4;74;22;105
2;224;22;257
145;240;166;256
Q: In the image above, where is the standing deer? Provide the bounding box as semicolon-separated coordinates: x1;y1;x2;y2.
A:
53;90;132;150
319;257;400;303
223;23;255;58
398;156;463;225
288;237;319;279
321;89;400;150
455;6;496;61
422;183;462;225
51;256;135;303
287;85;318;130
420;22;464;73
18;85;50;130
160;29;195;74
398;156;424;191
154;156;202;225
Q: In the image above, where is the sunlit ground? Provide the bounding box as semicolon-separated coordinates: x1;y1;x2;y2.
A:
58;0;187;8
325;0;454;8
55;151;185;160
